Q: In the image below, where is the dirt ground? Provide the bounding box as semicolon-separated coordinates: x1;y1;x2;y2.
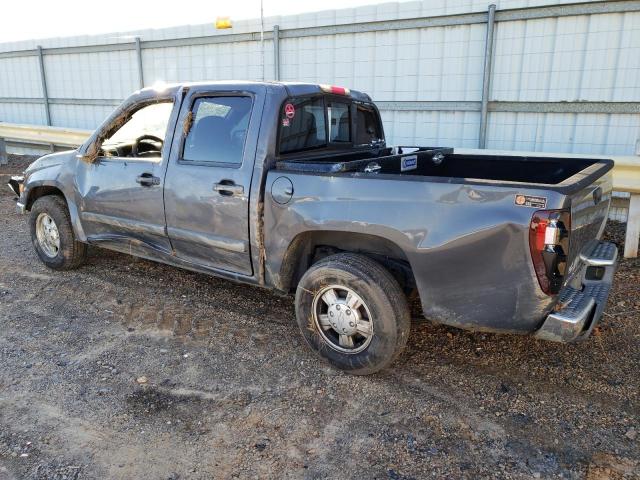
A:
0;155;638;479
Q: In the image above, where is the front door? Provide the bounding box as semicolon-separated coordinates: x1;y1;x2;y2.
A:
77;97;180;254
163;86;264;276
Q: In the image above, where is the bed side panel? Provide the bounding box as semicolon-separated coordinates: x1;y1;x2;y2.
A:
264;172;567;333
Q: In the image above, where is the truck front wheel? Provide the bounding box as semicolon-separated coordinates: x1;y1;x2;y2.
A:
29;195;87;270
295;253;410;375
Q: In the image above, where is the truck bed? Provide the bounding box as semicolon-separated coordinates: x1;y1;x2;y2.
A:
276;147;613;193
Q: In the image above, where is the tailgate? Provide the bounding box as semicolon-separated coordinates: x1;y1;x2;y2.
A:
566;167;613;270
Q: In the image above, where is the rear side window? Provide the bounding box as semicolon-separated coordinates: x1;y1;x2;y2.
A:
355;104;382;145
279;97;327;154
183;96;252;164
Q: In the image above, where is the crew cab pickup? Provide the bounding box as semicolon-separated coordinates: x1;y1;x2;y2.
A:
9;81;618;374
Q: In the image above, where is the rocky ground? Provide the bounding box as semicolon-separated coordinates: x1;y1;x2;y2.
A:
0;154;40;175
0;155;638;479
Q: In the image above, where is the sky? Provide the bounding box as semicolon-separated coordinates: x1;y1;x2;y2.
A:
1;0;407;43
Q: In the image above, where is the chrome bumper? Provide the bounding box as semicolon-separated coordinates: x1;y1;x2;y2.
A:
535;241;618;343
16;201;26;214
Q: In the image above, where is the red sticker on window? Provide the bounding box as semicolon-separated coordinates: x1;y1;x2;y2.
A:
284;103;295;119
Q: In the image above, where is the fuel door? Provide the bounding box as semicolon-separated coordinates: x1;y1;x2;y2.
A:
271;176;294;205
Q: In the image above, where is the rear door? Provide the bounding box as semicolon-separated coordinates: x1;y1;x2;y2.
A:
163;85;265;275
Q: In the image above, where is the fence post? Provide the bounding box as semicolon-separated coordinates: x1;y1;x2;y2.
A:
36;46;52;126
624;193;640;258
0;138;7;165
135;37;145;89
478;4;496;149
273;25;280;81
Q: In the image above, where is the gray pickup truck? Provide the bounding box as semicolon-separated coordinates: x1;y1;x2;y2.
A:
9;81;618;374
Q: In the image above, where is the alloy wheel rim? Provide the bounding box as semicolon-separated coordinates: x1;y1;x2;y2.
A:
312;284;374;354
35;213;60;258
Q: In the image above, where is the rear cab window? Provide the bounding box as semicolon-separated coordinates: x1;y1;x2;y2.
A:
278;95;383;157
328;101;350;143
354;103;382;146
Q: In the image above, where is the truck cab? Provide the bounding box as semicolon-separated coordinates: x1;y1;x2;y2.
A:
60;82;382;282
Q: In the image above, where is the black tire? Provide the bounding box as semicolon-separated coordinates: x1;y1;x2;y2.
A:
295;253;410;375
29;195;87;270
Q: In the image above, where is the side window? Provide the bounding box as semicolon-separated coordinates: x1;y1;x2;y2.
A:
328;101;350;143
101;102;173;159
355;104;382;145
279;97;327;154
183;96;252;165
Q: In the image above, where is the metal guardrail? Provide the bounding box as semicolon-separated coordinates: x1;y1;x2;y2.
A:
1;123;639;258
0;122;91;149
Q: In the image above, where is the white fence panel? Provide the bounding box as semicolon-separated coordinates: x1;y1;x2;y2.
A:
0;56;42;98
0;102;46;125
43;51;139;100
492;12;640;102
49;104;115;130
142;41;271;84
381;110;481;147
486;112;640;153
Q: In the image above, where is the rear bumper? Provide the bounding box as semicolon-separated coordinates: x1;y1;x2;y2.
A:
535;241;618;343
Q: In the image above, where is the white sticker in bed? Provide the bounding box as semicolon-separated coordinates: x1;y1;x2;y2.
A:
401;155;417;172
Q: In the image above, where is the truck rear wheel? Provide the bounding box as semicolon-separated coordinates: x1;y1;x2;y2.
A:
29;195;87;270
295;253;410;375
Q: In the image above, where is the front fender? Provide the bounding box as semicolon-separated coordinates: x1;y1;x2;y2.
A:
21;151;87;242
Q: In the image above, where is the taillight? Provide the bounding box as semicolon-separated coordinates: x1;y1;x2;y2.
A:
529;209;571;295
319;84;350;96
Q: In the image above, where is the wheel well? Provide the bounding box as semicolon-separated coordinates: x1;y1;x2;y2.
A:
279;231;417;295
26;186;66;210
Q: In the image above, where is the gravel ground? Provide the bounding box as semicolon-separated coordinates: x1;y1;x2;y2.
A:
0;154;38;175
0;155;638;479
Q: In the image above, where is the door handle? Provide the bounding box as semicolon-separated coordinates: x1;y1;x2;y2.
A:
136;173;160;187
213;181;244;197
